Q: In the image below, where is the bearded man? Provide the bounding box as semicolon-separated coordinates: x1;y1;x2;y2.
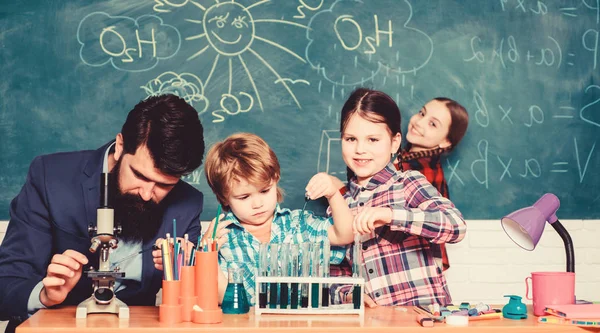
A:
0;94;205;332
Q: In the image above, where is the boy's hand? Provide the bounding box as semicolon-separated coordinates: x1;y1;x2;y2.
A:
353;207;392;234
201;214;231;249
306;173;342;200
153;237;195;270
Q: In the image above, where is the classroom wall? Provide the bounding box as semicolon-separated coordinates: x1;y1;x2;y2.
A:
1;219;598;313
2;0;599;221
0;221;5;332
444;219;600;305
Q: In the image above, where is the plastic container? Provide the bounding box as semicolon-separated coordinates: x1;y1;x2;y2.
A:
179;266;197;322
193;251;223;324
159;280;182;324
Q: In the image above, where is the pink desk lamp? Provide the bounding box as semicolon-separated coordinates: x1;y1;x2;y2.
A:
501;193;575;273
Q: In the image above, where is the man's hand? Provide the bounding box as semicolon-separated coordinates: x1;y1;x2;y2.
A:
40;249;88;307
153;237;197;270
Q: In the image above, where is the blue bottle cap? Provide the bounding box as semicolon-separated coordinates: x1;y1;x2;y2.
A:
502;295;528;320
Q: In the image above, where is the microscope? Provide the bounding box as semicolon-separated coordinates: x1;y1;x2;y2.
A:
76;171;129;319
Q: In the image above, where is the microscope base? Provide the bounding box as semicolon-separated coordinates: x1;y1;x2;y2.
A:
76;296;130;319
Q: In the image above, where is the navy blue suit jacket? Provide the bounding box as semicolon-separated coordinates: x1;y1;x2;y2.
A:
0;142;203;324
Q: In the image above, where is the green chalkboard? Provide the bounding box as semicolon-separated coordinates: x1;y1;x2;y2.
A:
1;0;599;220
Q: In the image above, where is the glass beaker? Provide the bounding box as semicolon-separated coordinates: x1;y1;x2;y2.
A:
221;266;250;314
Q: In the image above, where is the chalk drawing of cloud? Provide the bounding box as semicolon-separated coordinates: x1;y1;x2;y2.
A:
141;71;209;114
77;12;181;72
305;0;433;86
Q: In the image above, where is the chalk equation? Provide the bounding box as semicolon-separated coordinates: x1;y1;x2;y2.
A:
462;137;596;188
77;12;181;72
499;0;600;21
465;1;600;70
471;85;600;128
306;0;432;88
317;130;597;190
464;32;599;70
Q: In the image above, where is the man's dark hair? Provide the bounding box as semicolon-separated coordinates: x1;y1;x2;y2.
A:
121;94;205;176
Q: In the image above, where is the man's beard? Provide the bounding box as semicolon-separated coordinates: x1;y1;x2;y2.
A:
112;159;166;243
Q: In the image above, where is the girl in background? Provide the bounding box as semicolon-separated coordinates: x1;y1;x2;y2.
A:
399;98;469;271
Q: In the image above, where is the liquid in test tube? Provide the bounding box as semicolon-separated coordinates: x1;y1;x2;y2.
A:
311;242;320;308
321;239;330;307
301;242;311;308
279;243;290;309
352;236;362;310
290;244;300;309
258;243;269;308
269;243;279;309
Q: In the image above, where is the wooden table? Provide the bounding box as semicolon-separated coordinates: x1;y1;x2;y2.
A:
17;306;600;332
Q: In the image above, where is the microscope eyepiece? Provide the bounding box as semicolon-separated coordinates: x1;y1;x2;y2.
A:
100;172;114;208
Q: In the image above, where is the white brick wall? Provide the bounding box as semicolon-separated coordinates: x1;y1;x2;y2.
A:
0;221;6;246
0;219;598;311
445;219;600;305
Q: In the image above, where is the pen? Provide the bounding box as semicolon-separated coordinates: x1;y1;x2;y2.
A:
162;239;173;281
111;244;159;268
183;233;188;266
416;314;434;327
468;312;503;321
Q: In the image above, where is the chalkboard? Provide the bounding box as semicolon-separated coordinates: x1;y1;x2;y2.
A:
1;0;599;220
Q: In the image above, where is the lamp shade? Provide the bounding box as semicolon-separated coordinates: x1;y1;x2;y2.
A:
501;193;560;251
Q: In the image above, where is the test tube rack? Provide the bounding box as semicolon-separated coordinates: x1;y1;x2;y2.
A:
254;276;364;316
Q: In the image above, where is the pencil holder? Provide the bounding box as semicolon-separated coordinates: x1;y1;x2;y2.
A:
159;280;182;324
179;266;197;322
193;250;223;324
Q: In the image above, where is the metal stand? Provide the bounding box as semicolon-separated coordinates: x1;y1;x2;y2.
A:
255;276;365;316
551;220;575;273
76;294;129;319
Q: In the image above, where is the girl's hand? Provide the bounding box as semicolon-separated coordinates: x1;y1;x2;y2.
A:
346;292;378;308
201;214;231;249
306;173;342;200
353;207;392;234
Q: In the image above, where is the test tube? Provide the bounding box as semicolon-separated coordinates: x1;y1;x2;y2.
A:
352;235;362;310
290;244;300;309
311;242;320;308
258;243;269;308
300;242;311;308
321;239;330;307
269;243;279;309
279;243;290;309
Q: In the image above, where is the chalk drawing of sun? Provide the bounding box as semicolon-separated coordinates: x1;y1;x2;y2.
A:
184;0;309;111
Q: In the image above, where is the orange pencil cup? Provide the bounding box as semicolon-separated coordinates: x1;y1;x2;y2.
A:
179;266;197;322
193;250;223;324
159;280;182;324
